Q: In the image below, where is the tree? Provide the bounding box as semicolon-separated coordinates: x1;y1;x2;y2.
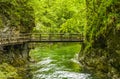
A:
0;0;35;33
31;0;85;33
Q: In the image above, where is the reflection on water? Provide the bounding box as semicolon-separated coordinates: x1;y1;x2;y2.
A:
30;44;91;79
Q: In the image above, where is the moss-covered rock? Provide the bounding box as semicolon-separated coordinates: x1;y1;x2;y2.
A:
0;43;32;78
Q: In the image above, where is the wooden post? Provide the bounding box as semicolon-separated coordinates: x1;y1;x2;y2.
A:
29;33;32;41
69;34;72;41
49;34;51;41
60;34;63;41
39;34;41;41
79;33;83;41
81;33;82;41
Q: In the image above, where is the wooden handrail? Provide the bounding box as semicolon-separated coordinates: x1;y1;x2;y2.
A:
0;33;84;45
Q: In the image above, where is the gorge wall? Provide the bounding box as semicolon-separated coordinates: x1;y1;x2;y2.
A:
0;43;30;66
0;0;34;78
79;0;120;79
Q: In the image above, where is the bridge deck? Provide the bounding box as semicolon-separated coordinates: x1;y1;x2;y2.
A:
0;33;84;46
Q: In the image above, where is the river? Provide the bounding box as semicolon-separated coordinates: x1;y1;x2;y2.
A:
29;43;92;79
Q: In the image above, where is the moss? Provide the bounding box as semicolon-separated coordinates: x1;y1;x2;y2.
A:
0;63;22;79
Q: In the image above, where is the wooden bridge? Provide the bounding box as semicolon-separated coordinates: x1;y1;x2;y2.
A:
0;33;84;46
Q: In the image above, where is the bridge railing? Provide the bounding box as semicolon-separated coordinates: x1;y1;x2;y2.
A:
30;33;84;42
0;33;84;45
0;33;30;45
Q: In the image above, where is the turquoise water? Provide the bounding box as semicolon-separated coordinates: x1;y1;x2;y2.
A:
30;44;91;79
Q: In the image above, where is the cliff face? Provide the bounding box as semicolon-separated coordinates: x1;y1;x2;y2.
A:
0;44;30;66
0;0;34;62
0;0;34;78
79;0;120;79
0;43;32;78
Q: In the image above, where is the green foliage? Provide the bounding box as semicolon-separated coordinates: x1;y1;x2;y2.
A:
0;63;21;79
31;0;85;33
0;0;35;32
79;0;120;78
84;0;119;40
